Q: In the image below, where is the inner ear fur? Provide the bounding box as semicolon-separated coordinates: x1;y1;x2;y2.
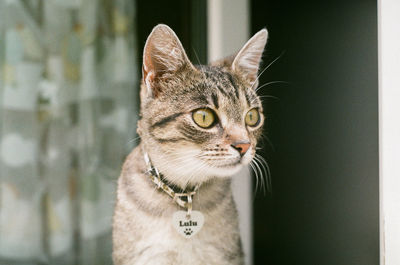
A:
210;29;268;88
142;24;196;97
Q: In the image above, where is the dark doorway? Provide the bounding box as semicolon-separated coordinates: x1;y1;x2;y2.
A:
251;0;379;264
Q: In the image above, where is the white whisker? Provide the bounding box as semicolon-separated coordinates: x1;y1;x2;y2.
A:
255;80;290;92
255;153;272;192
250;51;286;91
249;161;259;196
252;158;266;194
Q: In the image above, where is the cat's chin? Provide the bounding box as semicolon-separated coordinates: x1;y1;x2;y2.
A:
202;156;254;179
149;156;248;187
207;162;244;178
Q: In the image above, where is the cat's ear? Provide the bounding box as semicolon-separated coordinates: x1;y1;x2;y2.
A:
142;24;195;97
232;29;268;87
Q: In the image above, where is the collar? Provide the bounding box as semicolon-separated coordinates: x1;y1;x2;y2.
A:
143;152;199;212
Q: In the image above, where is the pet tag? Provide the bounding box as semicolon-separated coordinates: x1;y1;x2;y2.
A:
172;210;204;238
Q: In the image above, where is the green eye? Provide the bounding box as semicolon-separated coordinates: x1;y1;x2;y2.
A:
192;108;215;128
245;108;260;126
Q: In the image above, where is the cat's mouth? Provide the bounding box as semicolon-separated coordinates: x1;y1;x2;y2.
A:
200;158;245;178
213;161;242;168
200;152;252;170
203;157;247;172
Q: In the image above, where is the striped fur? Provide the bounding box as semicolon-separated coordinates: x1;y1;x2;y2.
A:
113;24;268;265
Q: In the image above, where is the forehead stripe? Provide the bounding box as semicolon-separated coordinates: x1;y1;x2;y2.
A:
245;91;252;105
217;84;230;98
226;72;240;99
211;93;219;108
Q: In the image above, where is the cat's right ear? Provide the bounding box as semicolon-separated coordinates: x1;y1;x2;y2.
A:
142;24;195;97
232;29;268;86
211;29;268;88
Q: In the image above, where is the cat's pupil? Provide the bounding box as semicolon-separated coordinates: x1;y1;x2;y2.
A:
249;113;253;120
202;113;206;122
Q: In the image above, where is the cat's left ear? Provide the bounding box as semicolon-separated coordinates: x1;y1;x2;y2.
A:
232;29;268;87
142;24;196;97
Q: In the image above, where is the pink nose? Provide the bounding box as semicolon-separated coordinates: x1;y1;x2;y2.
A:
231;142;251;156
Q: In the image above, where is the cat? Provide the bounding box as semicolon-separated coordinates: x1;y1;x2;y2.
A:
112;24;267;265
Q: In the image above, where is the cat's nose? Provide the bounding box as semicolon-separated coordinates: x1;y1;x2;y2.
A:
231;142;251;156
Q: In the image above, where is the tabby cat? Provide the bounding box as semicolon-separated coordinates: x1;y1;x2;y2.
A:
112;24;268;265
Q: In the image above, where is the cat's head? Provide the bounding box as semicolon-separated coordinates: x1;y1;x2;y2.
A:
138;24;267;188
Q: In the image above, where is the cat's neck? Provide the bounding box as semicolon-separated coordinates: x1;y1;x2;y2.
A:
139;142;212;190
121;144;232;215
143;152;199;194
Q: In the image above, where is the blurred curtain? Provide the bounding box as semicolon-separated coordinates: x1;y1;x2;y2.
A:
0;0;138;264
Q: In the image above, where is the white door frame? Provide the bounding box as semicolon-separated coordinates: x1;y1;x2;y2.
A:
379;0;400;264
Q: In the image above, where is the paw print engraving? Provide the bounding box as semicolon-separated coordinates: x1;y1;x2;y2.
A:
184;228;193;236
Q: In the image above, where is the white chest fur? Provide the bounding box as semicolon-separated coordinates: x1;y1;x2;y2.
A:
113;160;244;265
